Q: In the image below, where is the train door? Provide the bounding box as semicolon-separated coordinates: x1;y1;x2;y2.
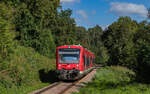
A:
90;56;93;67
88;56;90;68
83;52;87;70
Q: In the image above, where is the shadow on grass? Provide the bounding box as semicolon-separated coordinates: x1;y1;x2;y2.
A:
39;69;59;83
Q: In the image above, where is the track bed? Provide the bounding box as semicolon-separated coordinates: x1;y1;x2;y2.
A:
29;69;97;94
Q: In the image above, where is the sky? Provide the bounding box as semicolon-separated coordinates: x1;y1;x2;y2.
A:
60;0;150;29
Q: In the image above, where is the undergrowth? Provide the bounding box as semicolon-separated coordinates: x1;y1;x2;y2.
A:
0;46;56;94
74;66;150;94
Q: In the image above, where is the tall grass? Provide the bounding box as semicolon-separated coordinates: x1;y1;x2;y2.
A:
74;66;150;94
0;46;56;94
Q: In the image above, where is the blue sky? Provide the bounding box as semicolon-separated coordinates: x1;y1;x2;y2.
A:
60;0;150;29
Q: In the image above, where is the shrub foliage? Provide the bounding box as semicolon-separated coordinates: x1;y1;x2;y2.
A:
0;46;56;94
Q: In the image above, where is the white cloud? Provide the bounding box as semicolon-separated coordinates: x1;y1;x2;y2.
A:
101;25;109;30
110;2;148;17
76;10;88;19
60;0;80;3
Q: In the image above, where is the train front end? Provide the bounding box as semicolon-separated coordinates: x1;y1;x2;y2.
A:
56;45;83;80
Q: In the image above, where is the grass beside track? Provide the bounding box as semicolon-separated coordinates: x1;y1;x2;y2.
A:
73;66;150;94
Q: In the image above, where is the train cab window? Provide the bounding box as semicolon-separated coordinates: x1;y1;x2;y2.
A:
59;48;80;63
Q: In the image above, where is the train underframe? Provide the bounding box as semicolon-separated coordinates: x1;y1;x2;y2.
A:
57;67;94;80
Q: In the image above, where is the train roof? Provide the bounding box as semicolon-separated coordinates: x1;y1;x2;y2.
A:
57;45;95;55
57;44;82;48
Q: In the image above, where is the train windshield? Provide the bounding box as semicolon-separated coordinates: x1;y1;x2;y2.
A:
59;48;80;63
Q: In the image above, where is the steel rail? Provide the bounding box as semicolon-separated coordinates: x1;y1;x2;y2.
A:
34;82;62;94
59;69;95;94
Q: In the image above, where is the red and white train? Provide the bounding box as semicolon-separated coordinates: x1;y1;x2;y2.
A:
56;45;95;80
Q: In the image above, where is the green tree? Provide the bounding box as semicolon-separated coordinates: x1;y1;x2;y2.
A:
37;30;56;58
88;25;103;52
136;41;150;83
134;21;150;82
0;3;15;60
75;26;89;48
103;17;138;68
53;9;77;46
5;0;60;58
88;25;109;64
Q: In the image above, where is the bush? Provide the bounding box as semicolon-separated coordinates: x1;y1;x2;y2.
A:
0;46;56;94
93;66;135;85
73;66;150;94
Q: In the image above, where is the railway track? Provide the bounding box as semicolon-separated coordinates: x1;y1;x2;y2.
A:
34;82;62;94
29;69;98;94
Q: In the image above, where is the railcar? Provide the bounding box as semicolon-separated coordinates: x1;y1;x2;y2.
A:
56;45;95;80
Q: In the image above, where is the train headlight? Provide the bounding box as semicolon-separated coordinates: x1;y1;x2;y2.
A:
76;65;79;67
59;65;61;67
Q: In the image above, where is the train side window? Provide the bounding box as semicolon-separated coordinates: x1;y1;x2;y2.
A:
83;55;86;66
